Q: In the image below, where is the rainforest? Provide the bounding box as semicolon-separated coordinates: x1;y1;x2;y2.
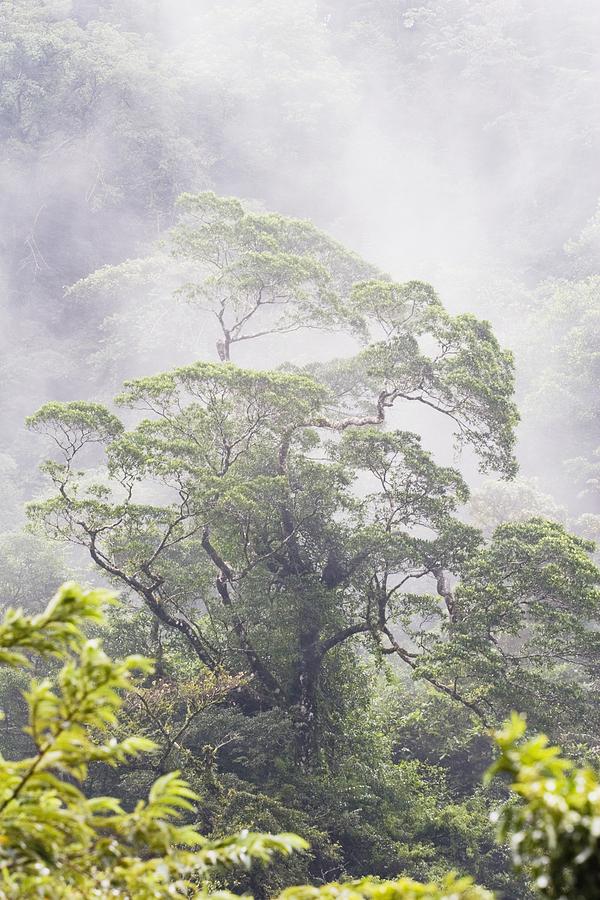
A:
1;2;600;897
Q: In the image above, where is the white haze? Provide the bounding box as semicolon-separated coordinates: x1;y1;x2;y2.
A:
3;0;600;519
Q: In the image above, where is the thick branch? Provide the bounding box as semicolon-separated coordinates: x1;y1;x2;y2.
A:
201;526;283;698
311;389;392;431
317;623;370;658
377;625;489;726
86;534;218;671
432;566;459;625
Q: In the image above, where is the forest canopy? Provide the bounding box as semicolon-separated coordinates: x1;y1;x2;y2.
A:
2;1;600;898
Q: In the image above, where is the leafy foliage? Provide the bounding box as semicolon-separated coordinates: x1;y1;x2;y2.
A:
413;518;600;730
170;191;374;360
0;581;305;898
280;875;493;900
489;713;600;899
0;577;519;899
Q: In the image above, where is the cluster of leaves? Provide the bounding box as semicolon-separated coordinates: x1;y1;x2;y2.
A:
489;713;600;899
169;191;375;360
0;581;305;898
278;875;492;900
414;518;600;729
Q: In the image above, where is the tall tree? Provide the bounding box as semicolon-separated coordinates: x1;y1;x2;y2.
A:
27;195;600;773
30;194;587;770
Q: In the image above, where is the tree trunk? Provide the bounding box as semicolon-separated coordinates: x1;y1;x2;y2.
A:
293;640;320;769
216;331;231;361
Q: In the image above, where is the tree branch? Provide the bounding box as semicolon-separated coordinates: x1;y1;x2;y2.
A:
201;526;283;698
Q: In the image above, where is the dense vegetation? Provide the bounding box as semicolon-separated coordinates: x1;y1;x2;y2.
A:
1;581;598;898
2;1;600;896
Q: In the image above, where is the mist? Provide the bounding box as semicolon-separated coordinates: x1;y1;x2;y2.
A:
4;1;600;491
